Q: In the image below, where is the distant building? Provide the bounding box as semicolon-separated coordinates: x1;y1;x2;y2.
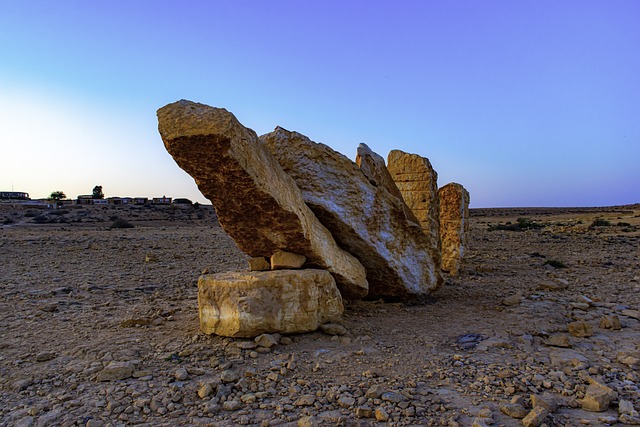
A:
77;195;94;204
108;197;132;205
93;199;108;205
152;196;172;205
133;197;148;205
0;191;30;200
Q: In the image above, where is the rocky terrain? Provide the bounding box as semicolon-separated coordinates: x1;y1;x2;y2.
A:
1;202;639;427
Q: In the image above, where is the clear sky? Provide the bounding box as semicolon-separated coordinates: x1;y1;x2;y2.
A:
1;1;638;207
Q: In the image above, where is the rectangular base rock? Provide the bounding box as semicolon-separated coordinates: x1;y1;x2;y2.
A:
198;269;344;338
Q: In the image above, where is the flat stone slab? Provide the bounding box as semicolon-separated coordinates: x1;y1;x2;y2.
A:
198;269;344;337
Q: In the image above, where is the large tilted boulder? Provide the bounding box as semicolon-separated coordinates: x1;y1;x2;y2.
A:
438;183;470;277
261;127;442;299
387;150;441;263
198;269;343;337
157;100;368;298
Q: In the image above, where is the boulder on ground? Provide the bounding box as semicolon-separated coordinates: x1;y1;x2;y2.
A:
198;269;343;337
261;127;442;299
438;182;470;276
157;100;368;298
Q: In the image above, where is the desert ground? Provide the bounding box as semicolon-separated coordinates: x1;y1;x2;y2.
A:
1;202;639;427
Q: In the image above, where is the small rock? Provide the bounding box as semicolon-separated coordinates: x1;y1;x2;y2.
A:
35;351;56;362
280;336;293;345
375;407;390;422
600;315;622;330
538;281;567;291
255;333;279;348
222;400;242;411
270;249;306;270
500;403;528;419
294;395;316;406
581;381;616;412
297;416;319;427
567;321;593;338
545;334;571;348
381;391;407;403
502;293;522;306
248;256;270;271
145;253;158;263
220;369;240;384
337;395;356;408
621;309;640;320
356;405;374;418
366;384;385;399
531;393;557;412
619;399;639;416
174;367;189;381
197;384;214;399
96;361;133;382
320;323;348;336
620;414;640;425
472;418;490;427
522;406;548;427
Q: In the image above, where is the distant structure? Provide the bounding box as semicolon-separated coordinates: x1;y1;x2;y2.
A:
152;196;172;205
0;191;30;200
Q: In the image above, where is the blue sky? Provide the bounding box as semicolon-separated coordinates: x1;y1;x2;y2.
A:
1;1;638;207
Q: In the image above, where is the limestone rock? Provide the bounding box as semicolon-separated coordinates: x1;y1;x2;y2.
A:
157;100;368;298
248;257;270;271
355;143;403;201
499;403;528;419
568;321;593;337
387;150;441;247
522;406;548;427
581;379;617;412
96;361;134;382
438;182;470;277
261;127;442;299
197;269;343;337
270;250;306;270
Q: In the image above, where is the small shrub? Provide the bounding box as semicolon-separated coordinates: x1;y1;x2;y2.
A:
590;218;611;228
617;222;631;227
488;217;544;232
544;259;567;269
110;218;134;229
529;252;546;258
3;217;14;225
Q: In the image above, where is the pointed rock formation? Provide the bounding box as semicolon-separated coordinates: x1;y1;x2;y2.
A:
157;100;368;298
438;182;470;277
198;269;343;337
261;127;442;299
356;143;421;227
387;150;441;264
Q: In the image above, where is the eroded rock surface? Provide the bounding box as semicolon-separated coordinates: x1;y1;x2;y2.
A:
387;149;442;266
261;127;442;299
157;100;368;298
438;182;470;276
198;269;343;337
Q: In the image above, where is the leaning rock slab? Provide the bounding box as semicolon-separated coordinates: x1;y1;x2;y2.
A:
157;100;367;298
261;127;442;299
438;182;470;276
198;269;344;337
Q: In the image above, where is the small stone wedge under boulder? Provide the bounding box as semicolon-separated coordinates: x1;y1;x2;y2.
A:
438;182;470;277
261;127;442;299
198;269;344;337
157;100;368;298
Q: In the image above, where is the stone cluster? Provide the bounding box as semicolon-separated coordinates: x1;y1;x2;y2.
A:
157;100;470;337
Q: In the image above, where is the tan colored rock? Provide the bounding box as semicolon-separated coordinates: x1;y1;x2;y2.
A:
356;143;403;200
157;100;368;298
387;150;441;252
581;381;616;412
270;249;306;270
438;182;470;277
197;269;343;337
261;127;442;299
522;406;548;427
248;257;270;271
568;321;593;337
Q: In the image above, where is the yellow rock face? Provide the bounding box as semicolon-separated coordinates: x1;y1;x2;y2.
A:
198;269;344;338
157;100;368;298
438;183;470;277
